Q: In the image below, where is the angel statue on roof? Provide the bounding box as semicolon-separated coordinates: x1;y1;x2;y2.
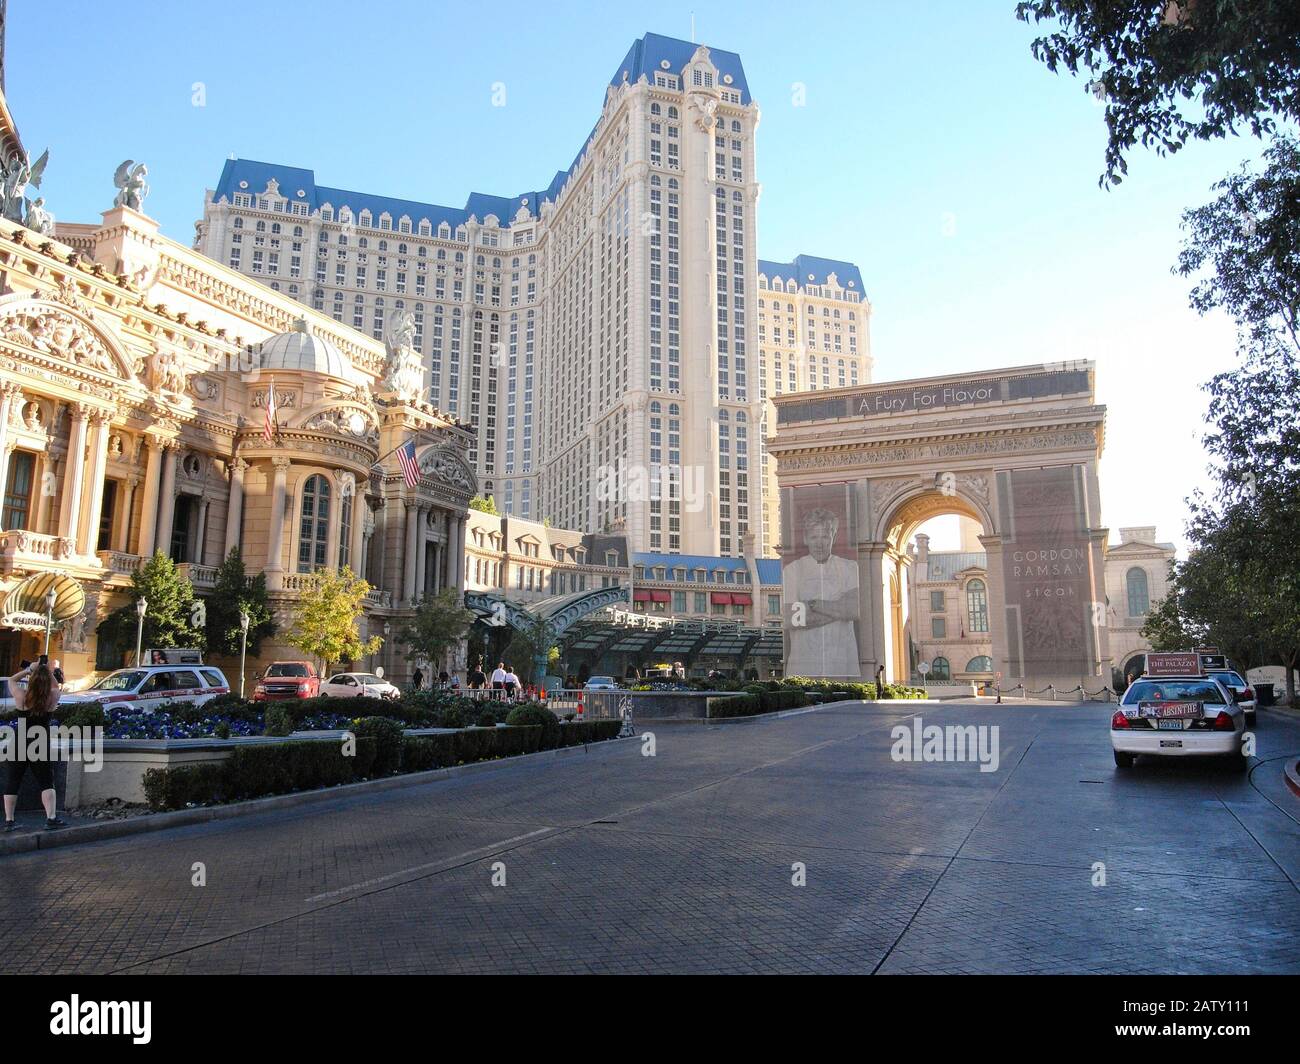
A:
113;160;150;211
1;148;49;226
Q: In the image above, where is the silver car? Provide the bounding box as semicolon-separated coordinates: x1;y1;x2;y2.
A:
1111;675;1246;769
1207;670;1256;727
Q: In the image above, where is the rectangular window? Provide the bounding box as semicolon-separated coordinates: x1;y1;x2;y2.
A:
931;617;947;639
2;451;34;530
930;591;945;612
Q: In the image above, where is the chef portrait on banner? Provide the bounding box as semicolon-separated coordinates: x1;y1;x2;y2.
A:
782;484;861;678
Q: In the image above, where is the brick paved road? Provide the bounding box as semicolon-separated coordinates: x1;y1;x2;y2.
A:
1;700;1297;973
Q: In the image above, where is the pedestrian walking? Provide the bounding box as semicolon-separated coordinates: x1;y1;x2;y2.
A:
4;657;67;832
491;661;508;699
503;666;519;701
412;667;425;691
469;661;487;690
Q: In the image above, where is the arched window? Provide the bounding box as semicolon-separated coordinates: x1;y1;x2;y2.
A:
966;656;993;674
966;579;989;633
930;657;951;681
1126;567;1150;616
297;474;330;573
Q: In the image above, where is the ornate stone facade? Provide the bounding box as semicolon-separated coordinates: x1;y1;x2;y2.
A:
0;178;475;682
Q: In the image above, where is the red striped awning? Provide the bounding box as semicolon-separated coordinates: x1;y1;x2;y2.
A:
710;592;732;605
650;590;671;603
730;593;753;606
633;590;652;602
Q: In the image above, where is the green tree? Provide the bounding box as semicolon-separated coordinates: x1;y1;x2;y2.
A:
501;610;557;685
1016;0;1300;185
394;589;474;671
469;495;498;514
204;547;276;657
97;551;205;658
284;566;383;674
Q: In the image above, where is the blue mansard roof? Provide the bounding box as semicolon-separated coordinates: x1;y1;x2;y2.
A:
211;35;750;231
758;255;866;296
611;32;751;103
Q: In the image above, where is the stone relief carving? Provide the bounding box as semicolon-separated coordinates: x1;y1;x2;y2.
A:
251;388;295;409
781;431;1097;471
418;447;474;492
959;473;991;505
0;303;118;375
150;344;188;397
189;375;220;402
870;477;915;514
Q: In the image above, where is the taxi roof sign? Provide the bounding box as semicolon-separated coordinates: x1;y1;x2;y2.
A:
1143;652;1203;678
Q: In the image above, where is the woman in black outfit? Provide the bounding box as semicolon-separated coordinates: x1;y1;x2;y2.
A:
3;659;67;831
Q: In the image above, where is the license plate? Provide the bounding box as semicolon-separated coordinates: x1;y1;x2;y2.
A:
1159;739;1183;748
1157;720;1184;730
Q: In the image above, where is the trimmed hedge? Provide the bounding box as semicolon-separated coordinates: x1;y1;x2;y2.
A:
140;720;623;811
709;689;810;719
142;736;378;811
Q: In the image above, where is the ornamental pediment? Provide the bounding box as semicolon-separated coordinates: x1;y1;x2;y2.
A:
0;295;135;381
418;445;476;495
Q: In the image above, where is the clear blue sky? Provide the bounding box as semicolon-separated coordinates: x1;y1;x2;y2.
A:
10;1;1258;552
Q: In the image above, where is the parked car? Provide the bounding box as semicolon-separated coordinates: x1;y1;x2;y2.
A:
253;662;321;702
321;672;400;700
583;676;619;691
1111;672;1246;769
1206;669;1256;727
58;664;230;713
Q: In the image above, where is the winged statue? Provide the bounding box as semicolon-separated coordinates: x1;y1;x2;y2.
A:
113;160;150;211
1;148;49;226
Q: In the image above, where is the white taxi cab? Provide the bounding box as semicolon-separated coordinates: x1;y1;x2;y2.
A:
1112;653;1247;770
59;664;231;713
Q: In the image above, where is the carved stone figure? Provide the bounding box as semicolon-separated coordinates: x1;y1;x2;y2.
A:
23;197;54;236
0;304;117;374
418;447;474;492
113;160;150;211
151;344;187;396
1;148;48;227
382;309;424;402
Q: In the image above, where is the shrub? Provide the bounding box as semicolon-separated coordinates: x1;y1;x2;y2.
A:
438;704;466;729
354;716;404;776
506;703;559;747
142;762;226;811
263;704;294;737
57;702;106;730
225;743;294;798
709;694;760;718
477;712;497;728
189;694;260;723
214;721;231;740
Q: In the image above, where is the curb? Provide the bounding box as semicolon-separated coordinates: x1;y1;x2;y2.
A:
0;735;637;857
1285;759;1300;800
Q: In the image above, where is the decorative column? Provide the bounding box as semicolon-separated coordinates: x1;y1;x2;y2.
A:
78;410;112;556
137;438;163;557
114;474;139;553
430;542;442;595
402;499;419;604
0;383;19;496
57;405;90;546
153;443;177;561
196;498;211;565
264;456;291;589
453;513;467;593
349;491;367;576
414;505;428;601
224;457;247;559
326;471;347;571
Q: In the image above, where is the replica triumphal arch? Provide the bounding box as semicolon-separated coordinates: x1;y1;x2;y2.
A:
768;362;1110;691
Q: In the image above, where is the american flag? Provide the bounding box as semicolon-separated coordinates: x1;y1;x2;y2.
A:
396;438;420;487
263;382;277;443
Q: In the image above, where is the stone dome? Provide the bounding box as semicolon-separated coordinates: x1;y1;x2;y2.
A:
259;317;351;378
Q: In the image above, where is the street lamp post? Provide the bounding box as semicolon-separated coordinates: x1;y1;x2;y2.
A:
135;597;148;667
239;610;251;698
42;587;57;655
